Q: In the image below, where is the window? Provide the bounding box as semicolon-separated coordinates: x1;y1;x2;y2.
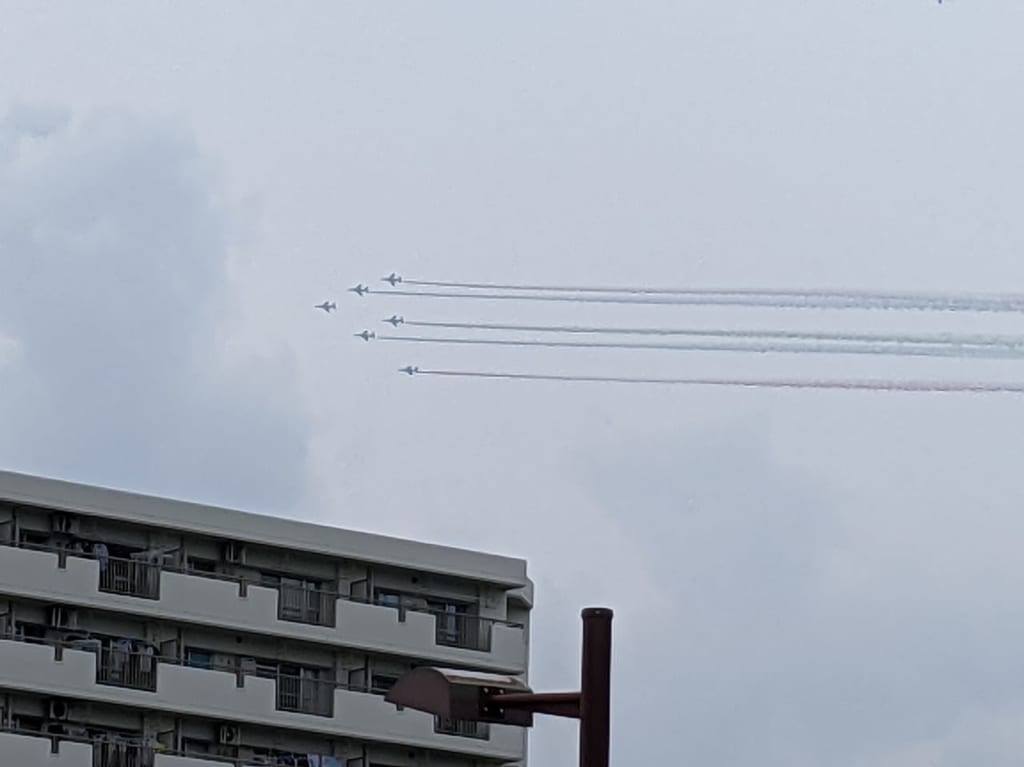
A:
251;658;279;678
374;590;402;608
370;674;399;694
16;621;46;640
277;576;334;626
13;715;43;733
428;600;468;647
347;665;368;691
182;738;211;755
276;664;334;717
18;530;49;549
186;557;217;574
185;649;213;669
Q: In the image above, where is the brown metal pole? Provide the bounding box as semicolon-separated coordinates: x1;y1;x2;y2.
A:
579;607;612;767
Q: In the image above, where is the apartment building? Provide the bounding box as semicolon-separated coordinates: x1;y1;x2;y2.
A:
0;471;532;767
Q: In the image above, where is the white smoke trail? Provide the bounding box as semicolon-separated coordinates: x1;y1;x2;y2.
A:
399;319;1024;350
405;368;1024;394
375;288;1024;314
390;278;1024;313
377;334;1024;361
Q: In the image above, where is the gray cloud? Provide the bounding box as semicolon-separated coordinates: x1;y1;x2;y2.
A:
583;415;1024;765
4;4;1024;765
0;108;309;512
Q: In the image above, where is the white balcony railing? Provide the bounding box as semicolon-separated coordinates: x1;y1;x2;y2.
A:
0;635;527;763
0;730;93;767
0;542;528;673
0;727;346;767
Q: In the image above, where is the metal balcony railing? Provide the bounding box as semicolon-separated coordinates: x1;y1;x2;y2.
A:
432;610;492;651
365;587;522;653
0;724;324;767
275;673;335;717
0;630;157;693
2;540;527;657
0;632;497;750
96;647;158;692
278;583;337;627
434;716;490;740
98;557;160;600
93;740;153;767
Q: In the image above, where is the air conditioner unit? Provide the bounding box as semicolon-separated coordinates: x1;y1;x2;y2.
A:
48;605;79;630
44;721;68;736
222;541;246;565
50;513;80;536
218;724;240;745
48;699;70;721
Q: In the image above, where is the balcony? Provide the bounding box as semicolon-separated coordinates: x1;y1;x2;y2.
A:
94;740;153;767
96;646;158;692
155;758;232;767
0;635;526;763
99;557;161;600
10;633;159;694
277;581;336;628
433;610;491;651
335;599;526;671
275;672;335;718
0;541;528;673
0;730;93;767
0;727;350;767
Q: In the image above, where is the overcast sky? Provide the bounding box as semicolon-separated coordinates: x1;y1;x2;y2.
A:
4;2;1024;764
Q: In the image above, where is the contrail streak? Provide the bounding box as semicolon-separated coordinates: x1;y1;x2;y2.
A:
373;288;1024;313
377;333;1024;360
395;319;1024;349
403;367;1024;394
390;277;1024;313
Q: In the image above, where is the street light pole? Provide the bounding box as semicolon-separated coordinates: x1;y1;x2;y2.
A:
384;606;613;767
579;607;612;767
496;607;613;767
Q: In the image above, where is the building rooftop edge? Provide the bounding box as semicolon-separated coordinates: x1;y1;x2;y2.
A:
0;470;528;588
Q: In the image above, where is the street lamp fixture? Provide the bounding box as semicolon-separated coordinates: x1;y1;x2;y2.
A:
385;607;612;767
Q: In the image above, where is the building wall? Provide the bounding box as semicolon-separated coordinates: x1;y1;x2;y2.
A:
0;640;526;762
0;471;528;586
0;472;532;766
0;732;94;766
0;545;528;673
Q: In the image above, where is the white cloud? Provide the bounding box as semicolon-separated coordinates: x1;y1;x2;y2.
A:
0;107;311;513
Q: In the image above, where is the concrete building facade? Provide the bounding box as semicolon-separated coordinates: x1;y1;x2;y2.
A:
0;471;532;767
